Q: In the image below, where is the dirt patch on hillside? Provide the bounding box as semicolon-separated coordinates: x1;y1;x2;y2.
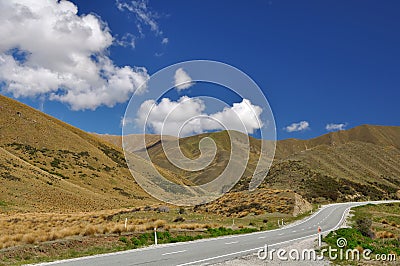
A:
293;193;313;216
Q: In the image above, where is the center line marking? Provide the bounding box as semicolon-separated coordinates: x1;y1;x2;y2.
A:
225;241;239;245
162;250;187;256
258;236;267;239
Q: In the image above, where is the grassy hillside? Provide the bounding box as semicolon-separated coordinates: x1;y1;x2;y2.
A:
130;130;267;186
260;125;400;203
2;92;399;212
0;94;156;212
91;133;177;152
116;124;400;204
275;125;400;159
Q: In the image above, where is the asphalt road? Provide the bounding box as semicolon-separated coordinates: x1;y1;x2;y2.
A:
39;201;397;266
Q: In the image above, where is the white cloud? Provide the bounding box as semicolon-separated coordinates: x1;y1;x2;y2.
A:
174;68;194;91
0;0;149;110
326;123;347;131
115;33;136;49
121;116;134;127
116;0;165;37
135;96;205;136
284;121;310;132
135;97;263;136
161;38;169;45
209;99;263;134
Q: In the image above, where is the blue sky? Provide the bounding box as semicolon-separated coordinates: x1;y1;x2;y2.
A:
0;0;399;140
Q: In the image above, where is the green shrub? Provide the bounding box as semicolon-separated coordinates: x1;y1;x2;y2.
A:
130;237;142;247
119;236;128;244
50;158;62;168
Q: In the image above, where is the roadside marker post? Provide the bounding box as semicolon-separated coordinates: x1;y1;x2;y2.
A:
318;226;322;247
154;227;158;245
124;218;128;230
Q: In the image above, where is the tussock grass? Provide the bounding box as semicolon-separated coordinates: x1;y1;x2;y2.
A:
376;231;395;239
0;207;241;249
0;203;299;249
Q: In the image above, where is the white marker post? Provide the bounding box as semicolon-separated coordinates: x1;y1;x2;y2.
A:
154;227;158;245
124;218;128;230
318;226;322;247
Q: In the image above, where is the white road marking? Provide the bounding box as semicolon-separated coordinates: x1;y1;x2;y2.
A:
225;241;239;245
278;233;284;236
177;247;260;266
258;236;267;239
162;250;187;256
292;230;296;233
177;230;346;266
38;201;400;266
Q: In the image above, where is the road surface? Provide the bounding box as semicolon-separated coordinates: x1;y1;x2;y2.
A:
39;201;397;266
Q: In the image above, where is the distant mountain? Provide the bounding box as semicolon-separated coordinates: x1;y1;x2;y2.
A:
275;125;400;159
262;124;400;203
91;133;177;152
110;125;400;204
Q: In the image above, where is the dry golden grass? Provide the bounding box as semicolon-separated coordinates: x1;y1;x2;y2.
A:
376;231;395;239
0;208;220;249
169;223;210;230
195;188;300;217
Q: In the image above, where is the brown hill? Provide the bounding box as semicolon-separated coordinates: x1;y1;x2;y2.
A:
91;133;177;152
0;94;157;212
116;125;400;204
275;125;400;159
260;125;400;203
2;92;399;214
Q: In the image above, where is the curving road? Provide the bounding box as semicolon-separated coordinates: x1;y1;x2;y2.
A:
39;201;398;266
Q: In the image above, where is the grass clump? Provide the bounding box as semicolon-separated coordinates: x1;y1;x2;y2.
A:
323;203;400;262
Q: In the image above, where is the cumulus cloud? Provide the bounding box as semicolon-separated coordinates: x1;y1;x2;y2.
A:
210;99;263;134
135;96;263;136
284;121;310;132
0;0;149;110
326;123;347;131
174;68;194;91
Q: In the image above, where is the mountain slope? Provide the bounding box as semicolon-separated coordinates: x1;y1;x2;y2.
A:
119;124;400;203
3;92;398;212
275;125;400;159
0;94;156;212
260;125;400;202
